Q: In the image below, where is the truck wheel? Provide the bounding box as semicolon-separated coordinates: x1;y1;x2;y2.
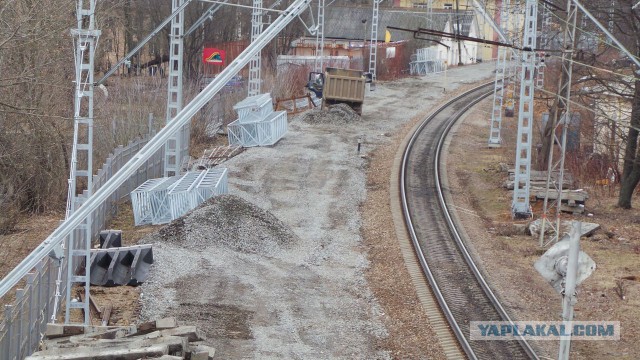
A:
353;104;363;116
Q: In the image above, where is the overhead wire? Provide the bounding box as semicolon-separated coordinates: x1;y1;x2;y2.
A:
498;64;639;132
545;4;640;65
545;54;638;79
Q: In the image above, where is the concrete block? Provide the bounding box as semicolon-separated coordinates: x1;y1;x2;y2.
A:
25;343;168;360
190;344;216;360
45;324;85;339
89;244;153;286
156;317;178;329
191;350;210;360
159;326;204;342
142;330;163;340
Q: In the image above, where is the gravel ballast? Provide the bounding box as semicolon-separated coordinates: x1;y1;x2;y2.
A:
139;63;496;358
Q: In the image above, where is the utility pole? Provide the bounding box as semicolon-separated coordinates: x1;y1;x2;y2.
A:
539;0;578;246
314;0;325;73
164;0;186;177
368;0;382;85
362;18;368;71
536;2;551;89
248;0;263;96
63;0;100;325
487;0;510;147
535;222;596;360
455;0;464;65
558;222;581;360
511;0;538;218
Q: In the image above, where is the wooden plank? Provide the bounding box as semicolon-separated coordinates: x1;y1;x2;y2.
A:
134;319;158;335
533;189;589;202
100;304;112;326
88;295;102;318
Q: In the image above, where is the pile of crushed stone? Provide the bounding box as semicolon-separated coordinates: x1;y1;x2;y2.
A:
157;194;297;255
301;103;361;124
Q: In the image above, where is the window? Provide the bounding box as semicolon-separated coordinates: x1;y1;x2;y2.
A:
444;3;453;9
386;47;396;58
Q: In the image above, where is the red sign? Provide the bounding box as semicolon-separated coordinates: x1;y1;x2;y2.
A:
203;48;225;65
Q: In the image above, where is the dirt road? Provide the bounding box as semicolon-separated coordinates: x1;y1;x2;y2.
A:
139;63;496;358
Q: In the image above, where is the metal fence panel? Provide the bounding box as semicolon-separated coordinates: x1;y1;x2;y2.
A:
0;136;164;359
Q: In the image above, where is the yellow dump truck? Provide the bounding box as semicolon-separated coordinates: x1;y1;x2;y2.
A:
307;67;371;115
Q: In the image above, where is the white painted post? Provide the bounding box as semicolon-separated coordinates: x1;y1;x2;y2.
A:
558;221;581;360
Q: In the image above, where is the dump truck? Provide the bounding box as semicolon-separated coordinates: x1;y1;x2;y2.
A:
307;67;371;115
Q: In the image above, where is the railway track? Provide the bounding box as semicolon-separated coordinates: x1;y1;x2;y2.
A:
400;83;539;360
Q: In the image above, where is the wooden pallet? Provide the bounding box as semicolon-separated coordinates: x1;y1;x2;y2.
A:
191;145;244;170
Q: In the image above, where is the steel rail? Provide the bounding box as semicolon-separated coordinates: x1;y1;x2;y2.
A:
434;88;539;359
400;82;539;359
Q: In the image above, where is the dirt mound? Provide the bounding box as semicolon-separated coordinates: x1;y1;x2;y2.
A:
158;194;297;255
301;103;361;124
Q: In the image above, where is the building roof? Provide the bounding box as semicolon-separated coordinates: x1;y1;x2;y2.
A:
312;6;475;41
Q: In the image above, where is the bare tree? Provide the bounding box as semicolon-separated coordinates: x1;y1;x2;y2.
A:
0;0;77;232
538;0;640;208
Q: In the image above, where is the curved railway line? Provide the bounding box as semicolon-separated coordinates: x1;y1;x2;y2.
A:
399;83;539;359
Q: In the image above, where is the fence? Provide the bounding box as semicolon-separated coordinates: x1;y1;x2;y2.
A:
410;47;447;76
0;136;164;360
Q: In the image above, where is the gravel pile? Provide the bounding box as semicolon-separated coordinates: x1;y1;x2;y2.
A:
158;194;296;255
301;103;361;124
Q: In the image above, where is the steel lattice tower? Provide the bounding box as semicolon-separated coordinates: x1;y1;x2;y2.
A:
313;0;325;73
503;0;520;118
368;0;382;83
536;2;551;89
64;0;100;325
511;0;538;218
248;0;263;96
313;0;324;73
487;0;510;147
539;0;578;246
164;0;186;177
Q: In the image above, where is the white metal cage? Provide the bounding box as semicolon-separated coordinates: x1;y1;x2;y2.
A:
228;110;288;147
131;168;228;226
130;177;180;226
410;47;446;76
233;93;273;123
